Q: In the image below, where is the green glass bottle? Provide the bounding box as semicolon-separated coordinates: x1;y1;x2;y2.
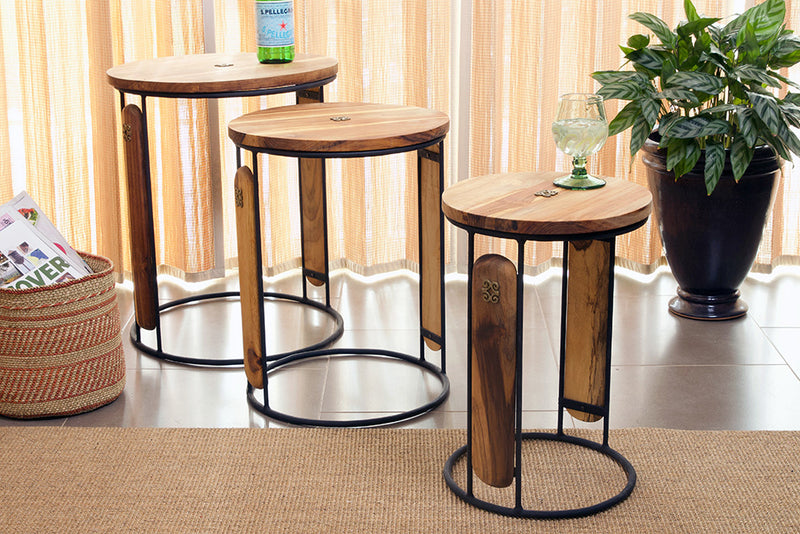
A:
256;0;295;63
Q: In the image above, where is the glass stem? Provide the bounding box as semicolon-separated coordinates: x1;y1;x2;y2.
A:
571;156;588;179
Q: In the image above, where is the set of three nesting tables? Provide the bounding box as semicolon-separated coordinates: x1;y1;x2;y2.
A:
107;53;651;518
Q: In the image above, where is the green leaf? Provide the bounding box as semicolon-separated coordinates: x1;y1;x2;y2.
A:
591;70;646;85
742;0;785;42
628;34;650;49
730;137;755;181
779;102;800;128
728;77;749;101
770;34;800;68
597;82;641;101
607;101;641;136
684;0;700;23
737;22;762;63
762;131;793;161
775;119;800;157
657;87;701;106
699;118;731;136
666;71;726;94
660;52;678;81
733;65;782;88
736;107;760;147
703;141;725;195
657;111;682;137
626;48;665;72
703;47;732;75
708;23;723;44
749;91;783;135
678;18;721;39
703;103;737;115
767;70;800;91
722;14;747;48
691;27;714;57
783;92;800;106
630;115;653;156
661;116;730;138
630;12;678;48
666;138;702;178
641;97;661;126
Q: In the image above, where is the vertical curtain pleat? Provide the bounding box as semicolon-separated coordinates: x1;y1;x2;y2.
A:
87;1;124;270
15;3;55;219
0;11;12;202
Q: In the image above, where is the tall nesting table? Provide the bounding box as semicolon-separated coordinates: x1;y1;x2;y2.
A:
228;102;450;426
441;171;651;518
107;53;340;365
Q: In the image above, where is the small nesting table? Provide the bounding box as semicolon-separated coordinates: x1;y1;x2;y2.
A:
441;171;651;518
228;101;451;427
107;53;340;365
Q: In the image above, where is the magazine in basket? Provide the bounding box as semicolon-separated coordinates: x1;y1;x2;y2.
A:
0;191;92;289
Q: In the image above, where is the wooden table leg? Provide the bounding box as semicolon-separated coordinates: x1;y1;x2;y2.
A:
563;239;611;422
471;253;517;488
296;87;328;290
121;104;158;331
234;166;265;389
299;157;328;288
420;144;443;350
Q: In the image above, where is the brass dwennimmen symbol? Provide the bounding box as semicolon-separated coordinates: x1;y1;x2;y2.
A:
234;187;243;208
535;189;559;197
330;116;351;122
482;280;500;303
122;123;132;142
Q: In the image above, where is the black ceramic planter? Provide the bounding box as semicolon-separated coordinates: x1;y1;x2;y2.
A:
642;136;781;320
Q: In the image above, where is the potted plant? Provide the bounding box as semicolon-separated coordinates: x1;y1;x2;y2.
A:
592;0;800;319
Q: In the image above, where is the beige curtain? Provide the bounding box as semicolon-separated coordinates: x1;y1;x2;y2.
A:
0;1;128;272
0;0;799;281
0;0;211;279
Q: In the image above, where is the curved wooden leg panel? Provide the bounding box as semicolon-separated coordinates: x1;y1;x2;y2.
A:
564;240;610;423
300;157;327;287
471;254;517;488
234;166;265;389
420;144;442;350
121;104;158;331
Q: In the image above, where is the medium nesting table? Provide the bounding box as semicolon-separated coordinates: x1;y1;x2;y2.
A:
107;53;340;365
228;101;451;427
441;171;652;518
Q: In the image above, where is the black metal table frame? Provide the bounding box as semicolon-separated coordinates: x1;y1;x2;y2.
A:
442;219;645;519
234;135;450;427
115;78;345;366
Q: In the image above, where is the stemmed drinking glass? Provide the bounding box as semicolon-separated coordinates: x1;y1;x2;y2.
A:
551;93;608;189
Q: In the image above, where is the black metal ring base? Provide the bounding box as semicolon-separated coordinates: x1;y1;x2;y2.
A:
247;348;450;427
130;291;344;366
443;431;636;519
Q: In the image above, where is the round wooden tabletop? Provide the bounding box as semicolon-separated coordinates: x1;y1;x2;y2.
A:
106;53;337;96
228;102;450;156
442;171;652;238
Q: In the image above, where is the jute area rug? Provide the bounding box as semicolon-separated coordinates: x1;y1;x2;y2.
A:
0;427;798;533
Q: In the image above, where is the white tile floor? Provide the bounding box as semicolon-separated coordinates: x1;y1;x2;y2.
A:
3;265;800;430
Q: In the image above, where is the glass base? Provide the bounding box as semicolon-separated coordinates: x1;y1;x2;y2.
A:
553;174;606;190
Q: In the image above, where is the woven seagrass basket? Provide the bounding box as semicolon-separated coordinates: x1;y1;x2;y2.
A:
0;252;125;419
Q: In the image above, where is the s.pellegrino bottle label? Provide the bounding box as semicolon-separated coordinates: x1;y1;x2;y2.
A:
256;0;295;63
